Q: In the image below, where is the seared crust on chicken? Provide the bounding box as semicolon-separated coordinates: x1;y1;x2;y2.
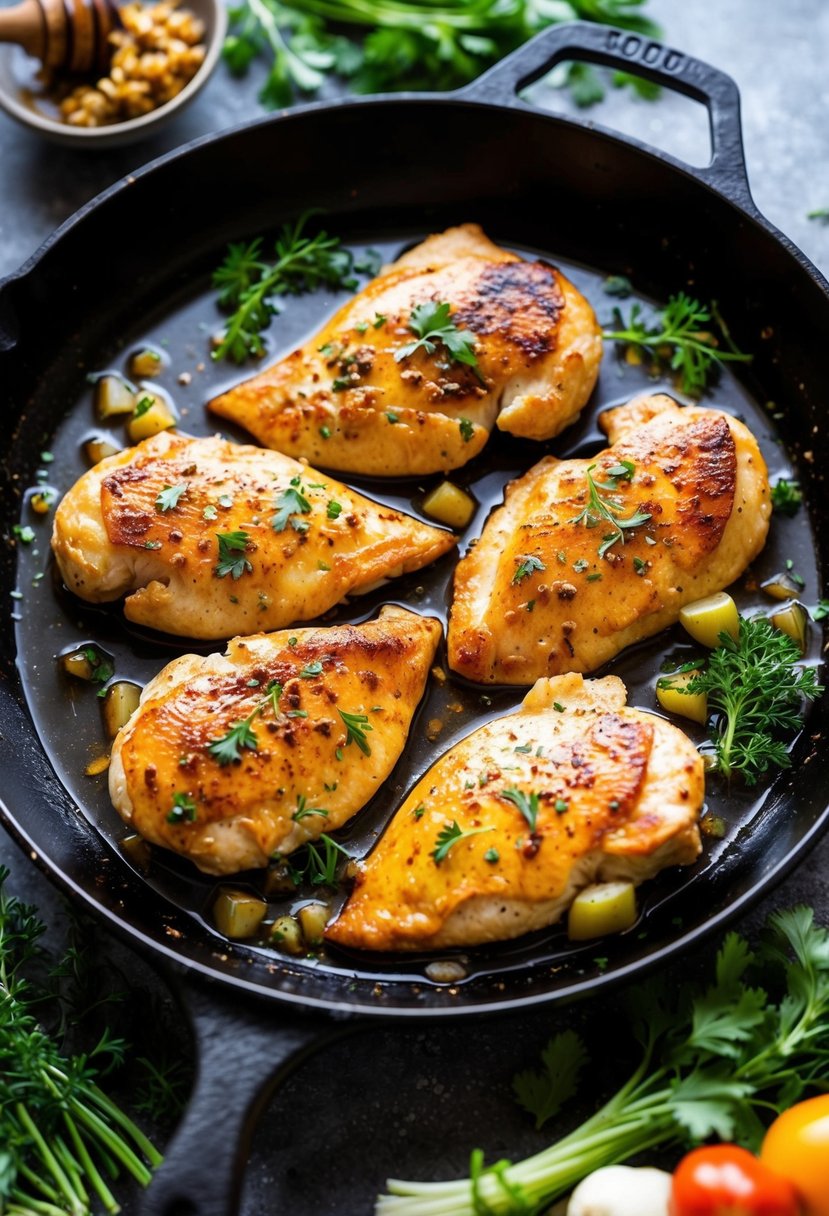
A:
109;607;442;875
447;394;770;684
51;431;454;639
208;224;602;476
326;674;703;952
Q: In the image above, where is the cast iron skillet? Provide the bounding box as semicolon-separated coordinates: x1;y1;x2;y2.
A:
1;21;828;1216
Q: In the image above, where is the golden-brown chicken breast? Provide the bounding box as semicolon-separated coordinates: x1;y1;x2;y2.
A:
326;673;703;951
447;394;771;684
207;223;602;476
109;606;442;875
51;431;454;639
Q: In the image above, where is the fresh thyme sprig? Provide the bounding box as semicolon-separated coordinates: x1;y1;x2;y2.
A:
500;788;540;832
376;907;829;1215
212;212;366;363
665;616;822;784
569;460;651;556
207;680;284;765
602;293;752;397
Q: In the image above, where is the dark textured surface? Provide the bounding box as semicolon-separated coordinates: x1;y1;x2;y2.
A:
2;2;829;1214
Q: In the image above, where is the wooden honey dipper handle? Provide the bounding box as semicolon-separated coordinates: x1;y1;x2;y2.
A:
0;0;120;74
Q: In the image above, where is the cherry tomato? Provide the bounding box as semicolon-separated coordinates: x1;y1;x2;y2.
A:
669;1144;799;1216
761;1094;829;1216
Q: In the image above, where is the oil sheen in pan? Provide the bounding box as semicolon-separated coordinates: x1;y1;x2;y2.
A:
11;231;821;987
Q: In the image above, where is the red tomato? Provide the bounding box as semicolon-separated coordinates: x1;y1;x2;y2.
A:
670;1144;800;1216
761;1094;829;1216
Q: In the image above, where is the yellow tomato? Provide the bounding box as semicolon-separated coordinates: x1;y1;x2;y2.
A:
760;1094;829;1216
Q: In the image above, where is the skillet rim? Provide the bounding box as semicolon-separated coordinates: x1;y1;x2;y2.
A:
1;66;828;1018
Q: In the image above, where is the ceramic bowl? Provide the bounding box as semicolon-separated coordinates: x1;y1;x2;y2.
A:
0;0;226;147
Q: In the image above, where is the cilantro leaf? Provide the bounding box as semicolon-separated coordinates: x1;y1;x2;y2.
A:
513;1030;589;1130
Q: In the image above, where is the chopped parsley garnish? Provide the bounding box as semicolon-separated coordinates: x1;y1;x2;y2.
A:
484;848;500;864
291;794;329;822
332;378;351;391
386;411;399;424
271;477;313;532
513;555;546;584
570;462;651;556
338;708;373;756
373;313;387;329
394;301;481;377
319;424;331;439
207;717;259;764
431;820;492;864
572;558;589;573
459;417;475;443
554;798;569;814
501;787;540;832
326;500;342;520
814;600;829;622
215;531;252;579
203;504;218;521
155;482;188;513
770;478;803;517
133;396;154;418
633;556;647;575
12;525;35;544
412;803;426;819
166;792;197;824
300;660;323;678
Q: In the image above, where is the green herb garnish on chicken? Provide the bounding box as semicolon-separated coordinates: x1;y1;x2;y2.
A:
602;292;752;397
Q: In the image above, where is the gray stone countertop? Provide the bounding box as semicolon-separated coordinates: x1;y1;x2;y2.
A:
1;1;829;1213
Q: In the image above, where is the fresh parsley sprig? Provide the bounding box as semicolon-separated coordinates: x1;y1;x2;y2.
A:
569;461;651;556
223;0;661;108
394;301;481;378
602;293;752;397
271;476;313;532
668;616;822;784
207;680;284;765
770;478;803;517
212;212;364;363
215;530;253;579
377;906;829;1214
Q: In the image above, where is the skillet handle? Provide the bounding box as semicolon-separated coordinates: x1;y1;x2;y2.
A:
456;21;753;209
140;972;358;1216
